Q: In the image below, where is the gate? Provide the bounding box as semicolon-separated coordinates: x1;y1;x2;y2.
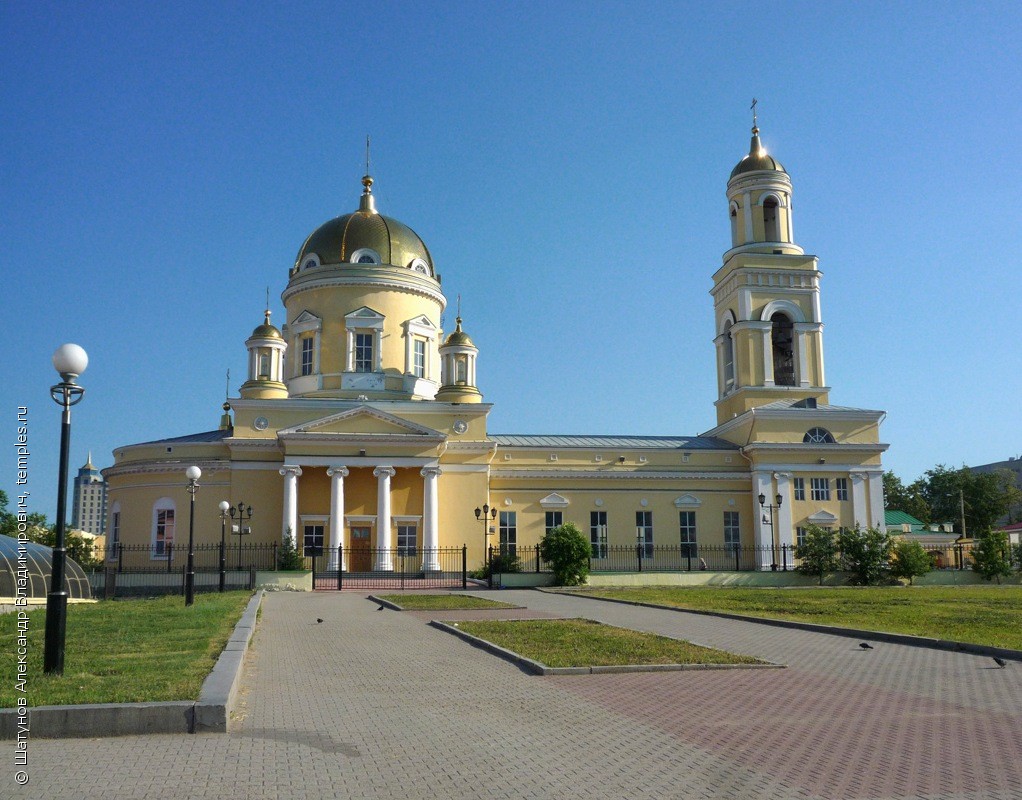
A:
311;546;468;590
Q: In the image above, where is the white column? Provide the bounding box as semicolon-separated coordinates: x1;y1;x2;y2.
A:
867;472;885;529
421;467;442;571
346;329;355;371
374;466;396;570
795;327;810;387
373;329;383;372
279;465;303;545
786;195;794;243
850;472;868;528
752;471;773;570
761;327;774;386
775;472;794;553
742;191;753;243
327;466;349;571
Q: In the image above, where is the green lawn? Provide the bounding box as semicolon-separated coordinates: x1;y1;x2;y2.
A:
378;593;517;610
0;591;252;707
455;618;764;668
576;586;1022;649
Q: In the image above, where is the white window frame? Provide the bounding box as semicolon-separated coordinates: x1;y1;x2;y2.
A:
836;478;849;501
396;523;417;556
679;510;697;557
545;510;563;534
499;511;517;557
636;511;653;557
300;336;315;376
590;511;608;559
811;477;831;501
289;311;322;379
350;247;381;265
793;477;806;501
151;498;176;559
724;511;741;548
345;307;385;373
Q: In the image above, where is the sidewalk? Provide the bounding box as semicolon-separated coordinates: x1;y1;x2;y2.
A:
1;589;1020;799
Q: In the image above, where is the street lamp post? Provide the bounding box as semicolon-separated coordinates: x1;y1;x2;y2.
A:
474;503;497;567
758;492;784;571
229;502;253;569
44;343;88;675
185;466;201;606
218;500;230;592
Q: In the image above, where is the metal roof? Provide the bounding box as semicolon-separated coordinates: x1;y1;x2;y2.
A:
754;400;877;413
132;429;230;447
488;434;736;450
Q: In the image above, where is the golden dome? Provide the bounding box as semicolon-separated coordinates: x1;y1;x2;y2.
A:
251;310;282;339
729;126;786;181
294;176;434;275
443;316;475;347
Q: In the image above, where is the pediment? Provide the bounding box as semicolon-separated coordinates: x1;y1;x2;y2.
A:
673;494;701;508
277;407;444;439
405;314;437;330
807;510;839;524
292;310;321;325
345;306;385;321
539;492;570;509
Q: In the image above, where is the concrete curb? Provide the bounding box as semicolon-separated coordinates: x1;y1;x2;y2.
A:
429;619;784;676
368;594;526;612
0;590;264;740
542;588;1022;662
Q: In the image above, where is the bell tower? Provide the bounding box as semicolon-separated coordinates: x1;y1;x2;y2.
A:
712;112;829;425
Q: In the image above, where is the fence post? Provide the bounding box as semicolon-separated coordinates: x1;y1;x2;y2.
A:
535;543;540;574
734;545;740;572
273;542;278;571
687;546;692;572
487;545;493;589
637;544;642;572
181;565;186;595
462;545;467;589
400;551;405;591
168;542;173;573
249;567;256;590
117;542;124;574
337;545;343;591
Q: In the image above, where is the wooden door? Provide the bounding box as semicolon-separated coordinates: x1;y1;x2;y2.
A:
350;526;372;572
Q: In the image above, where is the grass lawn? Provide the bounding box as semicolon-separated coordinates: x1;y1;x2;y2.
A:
378;593;517;610
455;618;764;668
576;586;1022;649
0;591;252;708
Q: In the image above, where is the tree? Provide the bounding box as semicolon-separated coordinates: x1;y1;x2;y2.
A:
920;465;1021;535
889;540;931;585
882;471;931;523
539;523;590;586
839;525;894;585
793;525;840;585
277;529;304;570
971;529;1013;584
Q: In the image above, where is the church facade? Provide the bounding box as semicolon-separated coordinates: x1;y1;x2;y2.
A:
102;124;888;572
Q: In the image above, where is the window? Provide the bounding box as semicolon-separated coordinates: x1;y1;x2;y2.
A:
397;524;417;556
771;313;796;386
413;339;426;378
301;337;314;376
455;354;468;384
729;203;739;242
152;500;175;557
258;351;271;378
110;507;120;549
679;511;697;557
590;511;608;558
836;478;849;501
763;195;780;241
355;332;374;372
796;526;807;547
303;524;324;555
636;511;653;557
499;511;517;557
724;511;741;548
357;254;375;264
794;477;805;501
545;511;563;534
722;321;735;393
811;478;831;501
804;427;836;444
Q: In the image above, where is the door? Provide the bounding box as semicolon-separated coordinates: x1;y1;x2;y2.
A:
350;526;372;572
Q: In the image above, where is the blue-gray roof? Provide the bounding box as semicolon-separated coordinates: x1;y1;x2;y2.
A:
488;434;736;450
755;400;877;413
131;429;230;447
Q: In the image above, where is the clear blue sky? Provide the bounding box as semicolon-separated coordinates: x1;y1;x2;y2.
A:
3;1;1020;520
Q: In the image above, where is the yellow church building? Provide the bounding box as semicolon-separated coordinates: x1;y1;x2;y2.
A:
102;122;888;578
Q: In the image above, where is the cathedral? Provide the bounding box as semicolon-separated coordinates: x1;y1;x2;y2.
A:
102;122;888;573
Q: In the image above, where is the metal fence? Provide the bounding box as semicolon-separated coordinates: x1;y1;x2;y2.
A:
86;567;256;599
103;543;286;573
491;540;980;577
310;546;468;590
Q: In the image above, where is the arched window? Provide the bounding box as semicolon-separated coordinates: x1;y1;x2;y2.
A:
151;498;176;558
350;248;380;265
804;427;836;444
357;254;376;264
729;203;739;243
771;312;796;386
722;320;735;393
763;196;780;241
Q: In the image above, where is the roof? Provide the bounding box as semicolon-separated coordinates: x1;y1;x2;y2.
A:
754;400;879;413
131;429;230;447
729;128;787;181
488;434;736;450
885;510;925;526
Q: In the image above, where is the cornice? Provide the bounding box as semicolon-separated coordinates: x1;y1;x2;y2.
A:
282;270;446;308
103;459;232;480
489;469;750;481
742;442;889;454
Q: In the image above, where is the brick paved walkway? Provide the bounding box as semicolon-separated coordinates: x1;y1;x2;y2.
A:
1;589;1020;799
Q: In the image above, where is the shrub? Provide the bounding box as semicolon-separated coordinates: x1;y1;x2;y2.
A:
539;523;591;586
839;525;894;586
971;529;1013;584
889;539;932;585
794;525;839;585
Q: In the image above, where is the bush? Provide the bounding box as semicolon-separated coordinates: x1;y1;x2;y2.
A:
971;529;1013;584
276;530;304;571
794;525;839;585
474;549;522;579
889;539;932;585
539;523;591;586
839;525;894;586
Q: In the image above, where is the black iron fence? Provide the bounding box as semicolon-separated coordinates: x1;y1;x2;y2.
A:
104;543;287;573
86;567;256;599
309;546;468;590
490;540;979;577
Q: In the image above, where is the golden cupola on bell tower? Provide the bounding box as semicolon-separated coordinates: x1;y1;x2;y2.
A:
436;316;482;403
711;109;829;425
239;309;289;400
